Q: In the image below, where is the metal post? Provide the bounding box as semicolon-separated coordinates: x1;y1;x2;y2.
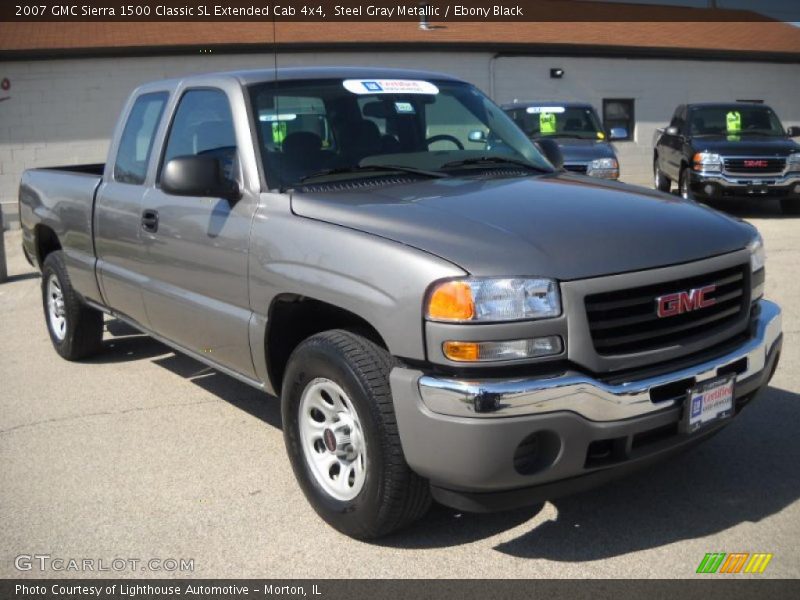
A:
0;207;7;283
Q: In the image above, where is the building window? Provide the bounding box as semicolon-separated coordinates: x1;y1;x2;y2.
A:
602;99;635;141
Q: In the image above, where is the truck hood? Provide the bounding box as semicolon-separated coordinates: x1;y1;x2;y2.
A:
691;135;800;156
548;138;617;163
291;174;755;280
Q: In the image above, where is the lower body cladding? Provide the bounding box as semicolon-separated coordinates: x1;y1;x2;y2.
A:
689;170;800;201
389;300;782;512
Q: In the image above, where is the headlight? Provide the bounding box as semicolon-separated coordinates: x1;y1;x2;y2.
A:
587;157;619;179
426;278;561;322
693;152;723;172
787;152;800;171
749;234;766;273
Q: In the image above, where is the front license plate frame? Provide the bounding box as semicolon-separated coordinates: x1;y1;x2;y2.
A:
681;375;735;434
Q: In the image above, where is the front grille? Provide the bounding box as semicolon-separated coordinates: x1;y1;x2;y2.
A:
585;264;749;355
564;163;588;174
724;157;786;175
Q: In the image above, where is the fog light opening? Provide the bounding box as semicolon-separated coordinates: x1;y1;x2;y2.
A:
513;430;562;475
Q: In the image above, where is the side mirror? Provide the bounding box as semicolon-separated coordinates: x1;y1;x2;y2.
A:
665;126;679;136
609;127;628;140
536;138;564;170
787;126;800;137
468;130;488;143
161;155;240;201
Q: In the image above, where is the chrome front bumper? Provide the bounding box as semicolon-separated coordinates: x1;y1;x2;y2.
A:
417;300;782;421
693;171;800;189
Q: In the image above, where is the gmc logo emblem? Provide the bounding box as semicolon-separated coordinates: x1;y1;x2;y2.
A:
744;160;769;168
656;285;717;318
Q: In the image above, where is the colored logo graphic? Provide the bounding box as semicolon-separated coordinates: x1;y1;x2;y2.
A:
696;552;773;574
362;81;383;92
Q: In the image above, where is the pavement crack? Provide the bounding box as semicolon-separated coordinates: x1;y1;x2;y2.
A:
0;398;222;436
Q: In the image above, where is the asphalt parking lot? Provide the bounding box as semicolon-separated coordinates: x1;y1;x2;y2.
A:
1;196;799;579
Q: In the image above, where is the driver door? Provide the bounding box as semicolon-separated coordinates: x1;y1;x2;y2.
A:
137;88;258;378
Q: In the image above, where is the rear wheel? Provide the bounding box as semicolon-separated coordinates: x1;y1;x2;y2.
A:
281;330;431;539
654;156;671;192
780;197;800;215
41;251;104;360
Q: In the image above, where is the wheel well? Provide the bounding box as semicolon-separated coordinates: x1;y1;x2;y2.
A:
266;296;387;395
35;225;61;267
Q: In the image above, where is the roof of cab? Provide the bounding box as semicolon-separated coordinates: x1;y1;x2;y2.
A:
686;102;775;109
500;101;595;110
140;66;465;90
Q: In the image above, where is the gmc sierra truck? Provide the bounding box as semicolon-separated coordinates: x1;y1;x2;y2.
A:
19;68;782;539
653;102;800;214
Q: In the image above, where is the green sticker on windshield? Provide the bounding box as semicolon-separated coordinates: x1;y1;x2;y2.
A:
726;111;742;133
272;121;287;144
539;112;557;134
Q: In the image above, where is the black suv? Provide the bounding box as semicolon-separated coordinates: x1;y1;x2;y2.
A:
654;103;800;214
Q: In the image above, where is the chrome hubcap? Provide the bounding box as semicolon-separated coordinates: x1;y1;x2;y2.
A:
298;378;367;501
46;274;67;341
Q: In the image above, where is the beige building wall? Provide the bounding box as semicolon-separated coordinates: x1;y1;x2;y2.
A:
1;51;799;226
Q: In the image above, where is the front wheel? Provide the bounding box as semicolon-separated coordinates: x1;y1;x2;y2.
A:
281;330;431;539
679;166;694;200
780;197;800;215
654;156;671;192
41;251;104;360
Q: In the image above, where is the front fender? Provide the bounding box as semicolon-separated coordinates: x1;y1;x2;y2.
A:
247;200;466;385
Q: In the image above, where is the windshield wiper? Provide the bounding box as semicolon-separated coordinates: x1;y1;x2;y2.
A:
440;156;551;173
298;164;448;184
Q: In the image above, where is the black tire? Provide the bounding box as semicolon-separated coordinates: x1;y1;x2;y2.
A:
780;197;800;215
41;251;104;360
653;156;671;192
281;329;431;539
679;166;694;200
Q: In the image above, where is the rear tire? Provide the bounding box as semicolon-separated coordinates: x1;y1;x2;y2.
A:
654;156;671;192
41;251;104;360
780;197;800;215
281;329;431;539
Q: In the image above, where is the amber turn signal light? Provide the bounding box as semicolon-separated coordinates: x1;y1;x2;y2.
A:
427;281;475;321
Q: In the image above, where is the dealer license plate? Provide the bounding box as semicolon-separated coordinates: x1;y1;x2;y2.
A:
682;376;735;434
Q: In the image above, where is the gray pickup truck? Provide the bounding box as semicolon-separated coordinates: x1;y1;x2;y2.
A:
19;67;783;539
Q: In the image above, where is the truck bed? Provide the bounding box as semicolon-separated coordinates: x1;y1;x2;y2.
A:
19;164;105;302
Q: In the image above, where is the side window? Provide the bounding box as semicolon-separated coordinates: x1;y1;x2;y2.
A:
161;89;238;182
114;92;168;185
602;98;635;141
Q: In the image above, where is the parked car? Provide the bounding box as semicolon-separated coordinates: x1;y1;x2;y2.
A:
653;103;800;214
503;101;622;178
19;68;782;539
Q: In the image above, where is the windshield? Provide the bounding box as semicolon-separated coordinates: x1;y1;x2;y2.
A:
688;106;785;137
505;105;605;140
248;78;554;188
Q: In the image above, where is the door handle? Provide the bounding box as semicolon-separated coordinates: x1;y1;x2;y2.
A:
141;209;159;233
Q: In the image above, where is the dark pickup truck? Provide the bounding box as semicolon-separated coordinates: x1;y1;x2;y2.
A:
503;101;622;179
653;103;800;213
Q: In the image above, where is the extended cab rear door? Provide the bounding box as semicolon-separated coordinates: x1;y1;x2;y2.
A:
136;86;259;378
95;90;170;326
